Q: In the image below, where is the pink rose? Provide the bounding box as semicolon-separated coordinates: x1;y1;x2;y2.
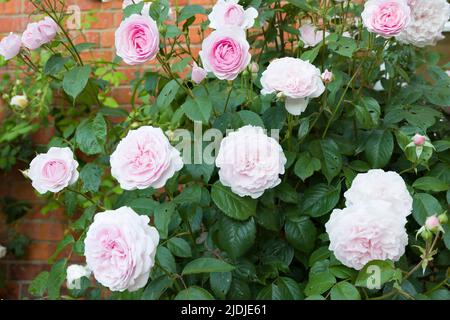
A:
0;33;21;60
299;23;328;48
191;62;208;84
361;0;411;38
28;147;79;194
208;0;258;30
260;57;325;115
326;200;408;270
115;14;159;65
216;125;287;199
110;126;183;190
84;206;159;292
199;27;251;80
22;17;58;50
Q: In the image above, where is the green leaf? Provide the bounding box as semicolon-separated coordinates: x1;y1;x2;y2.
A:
300;44;322;63
64;190;77;216
305;271;336;296
328;34;357;57
412;193;443;225
177;5;206;22
294;152;321;181
157;80;179;108
257;277;303;300
48;235;74;264
44;54;69;75
182;258;235;275
141;275;173;300
210;272;232;299
300;183;341;217
354;96;380;129
413;177;449;192
75;114;107;155
211;182;257;221
330;282;361;300
155;246;176;274
181;96;212;124
364;130;393;168
217;216;256;259
173;184;202;205
28;271;49;297
285;216;317;253
175;286;214;300
63;66;91;100
238;110;264;127
80;163;103;193
309;139;343;183
355;260;395;288
48;259;67;300
128;198;159;215
167;237;192;258
154;202;176;239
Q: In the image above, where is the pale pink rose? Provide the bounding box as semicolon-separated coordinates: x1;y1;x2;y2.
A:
216;125;287;199
22;17;58;50
361;0;411;38
199;27;251;80
321;69;333;83
299;23;329;48
115;14;159;65
110;126;183;190
412;133;426;146
425;215;440;231
344;169;413;217
191;62;208;84
325;200;408;270
260;57;325;115
28;147;79;194
208;0;258;30
249;62;259;74
0;33;21;60
84;206;159;292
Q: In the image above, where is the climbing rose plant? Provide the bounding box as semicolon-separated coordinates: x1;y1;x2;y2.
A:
1;0;449;300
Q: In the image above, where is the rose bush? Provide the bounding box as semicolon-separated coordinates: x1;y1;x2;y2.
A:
0;0;449;300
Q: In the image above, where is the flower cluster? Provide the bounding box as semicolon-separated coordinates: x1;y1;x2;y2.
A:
326;169;413;270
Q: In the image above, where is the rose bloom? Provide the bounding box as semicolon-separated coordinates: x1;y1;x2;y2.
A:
191;62;208;84
216;125;287;199
28;147;79;194
208;0;258;30
0;33;21;60
299;23;329;48
22;17;59;50
260;57;325;115
10;95;28;109
115;14;159;65
110;126;183;190
361;0;411;38
396;0;450;47
412;133;426;146
199;27;251;80
84;206;159;292
344;169;413;217
66;264;91;290
325;200;408;270
321;69;333;83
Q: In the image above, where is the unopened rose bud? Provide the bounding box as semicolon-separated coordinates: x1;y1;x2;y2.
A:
1;93;8;100
191;62;207;84
421;229;432;241
15;79;21;86
158;24;167;35
0;244;6;259
276;92;285;100
438;213;448;225
412;133;426;146
250;62;259;74
10;95;28;109
425;215;441;232
321;69;333;83
130;122;140;128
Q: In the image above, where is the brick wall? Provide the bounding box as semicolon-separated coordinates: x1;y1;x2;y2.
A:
0;0;213;300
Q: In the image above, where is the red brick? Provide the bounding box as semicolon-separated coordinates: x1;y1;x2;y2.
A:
0;282;20;300
0;16;28;33
8;263;50;281
0;1;19;14
18;222;66;241
86;11;114;29
25;242;57;261
100;30;115;48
